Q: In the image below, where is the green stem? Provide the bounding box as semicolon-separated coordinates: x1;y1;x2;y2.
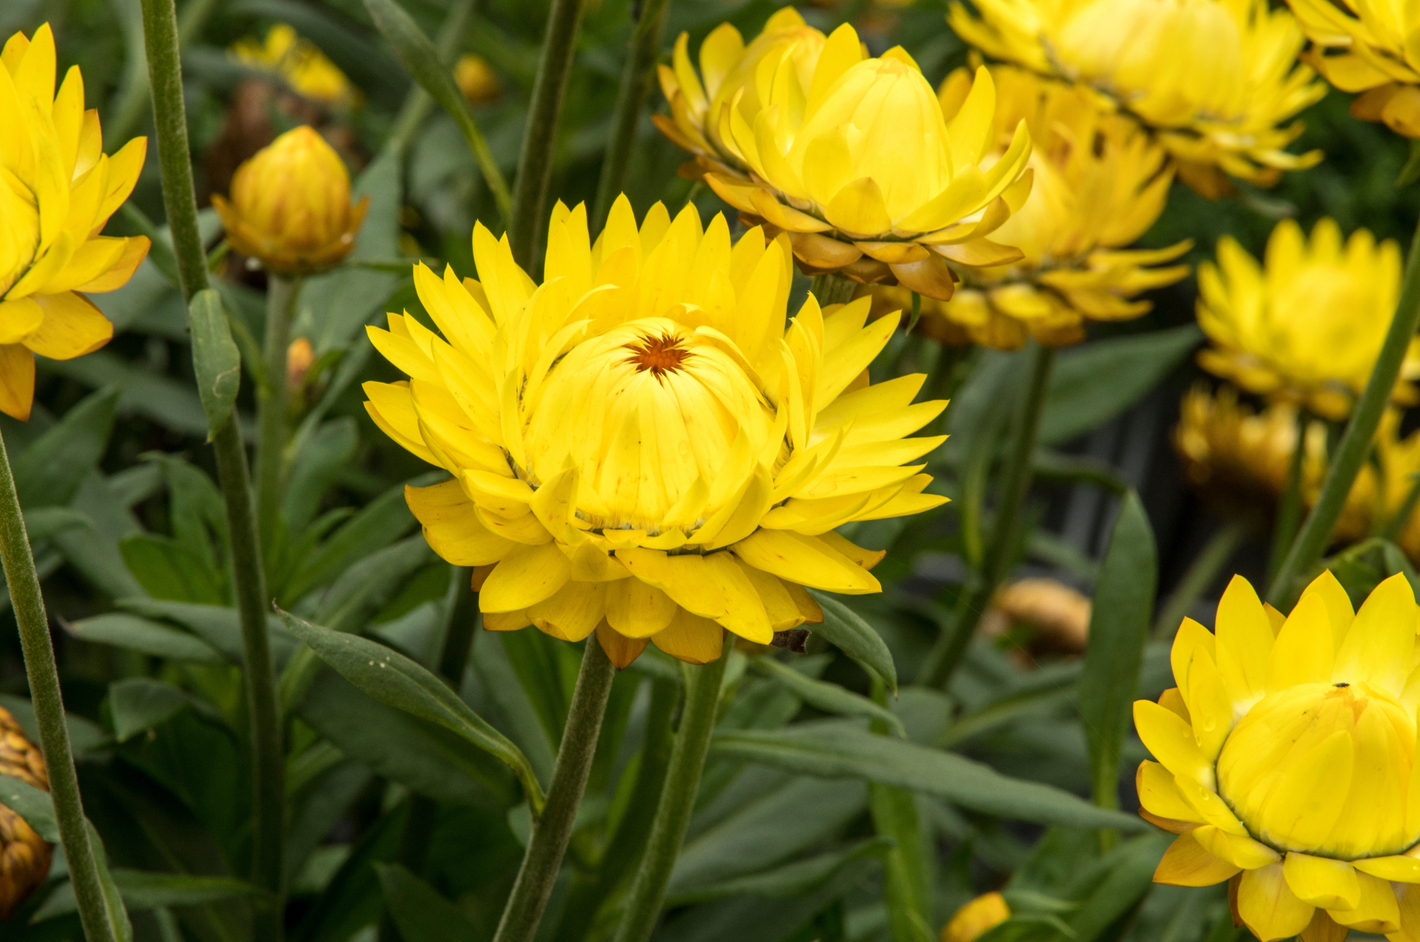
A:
591;0;672;232
385;0;478;157
1266;409;1308;589
0;433;115;942
140;0;284;932
611;641;731;942
509;0;588;269
810;272;860;307
1268;213;1420;610
491;638;617;942
920;342;1055;688
256;275;301;554
1153;520;1250;639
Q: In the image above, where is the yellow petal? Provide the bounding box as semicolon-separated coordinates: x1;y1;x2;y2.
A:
732;529;880;594
1238;863;1316;942
1333;572;1416;695
1193;825;1280;869
1136;760;1204;823
823;177;893;237
1214;574;1273;710
1152;830;1240;887
1133;698;1214;789
480;542;572;613
1354;856;1420;884
19;291;111;360
527;581;605;642
651;609;724;664
1267;591;1335;691
0;343;34;421
0;298;44;345
1329;871;1400;933
596;622;648;670
405;479;518;566
604;577;678;639
1283;854;1360;910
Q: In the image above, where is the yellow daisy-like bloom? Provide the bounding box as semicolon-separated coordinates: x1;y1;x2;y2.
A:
0;25;151;421
1288;0;1420;137
913;64;1189;349
230;24;354;106
1173;384;1308;519
1197;218;1420;421
1139;570;1420;942
211;126;368;276
363;196;948;667
942;891;1011;942
948;0;1325;192
660;14;1033;301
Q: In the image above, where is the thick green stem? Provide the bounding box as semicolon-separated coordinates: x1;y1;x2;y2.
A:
810;272;859;307
611;641;731;942
1269;213;1420;609
140;0;284;932
256;275;301;553
591;0;672;232
1154;520;1249;639
509;0;588;268
920;342;1055;688
0;433;115;942
1266;409;1308;589
491;639;617;942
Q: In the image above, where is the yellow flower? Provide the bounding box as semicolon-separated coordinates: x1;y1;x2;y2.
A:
212;126;368;276
1197;218;1420;421
454;54;501;105
942;891;1011;942
1288;0;1420;136
363;196;949;667
1140;571;1420;942
0;25;151;421
230;24;354;106
662;16;1032;301
1174;384;1309;519
948;0;1325;192
0;705;50;922
1298;409;1420;558
914;65;1189;348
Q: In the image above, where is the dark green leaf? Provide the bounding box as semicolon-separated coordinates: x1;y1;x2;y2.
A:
807;592;898;695
277;608;545;812
115;597;298;667
711;725;1147;831
281;480;417;603
1039;326;1200;445
1079;491;1157;810
667;837;892;905
0;694;110;756
750;656;904;736
375;863;480;942
187;289;242;439
34;869;265;919
40;351;210;436
119;534;225;604
65;614;224;663
22;507;92;542
13;386;118;507
108;678;221;742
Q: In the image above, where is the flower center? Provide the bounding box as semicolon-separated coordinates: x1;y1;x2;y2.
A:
625;334;691;376
1216;681;1419;859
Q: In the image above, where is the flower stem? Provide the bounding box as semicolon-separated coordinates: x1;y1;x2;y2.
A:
385;0;478;157
491;637;617;942
920;341;1055;689
509;0;588;269
591;0;672;233
256;274;301;555
140;0;284;932
1268;213;1420;610
610;640;731;942
1266;409;1308;589
810;272;860;307
0;432;115;942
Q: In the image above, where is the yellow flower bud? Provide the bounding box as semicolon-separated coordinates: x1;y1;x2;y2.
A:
0;25;151;421
454;54;501;105
942;892;1010;942
229;24;354;107
0;705;52;921
287;336;315;393
212;126;369;276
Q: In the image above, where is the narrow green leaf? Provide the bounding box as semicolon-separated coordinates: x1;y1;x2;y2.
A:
807;591;898;694
277;608;546;814
361;0;511;220
33;869;266;920
119;533;225;604
115;597;298;667
108;677;221;742
711;725;1147;831
22;507;92;542
750;656;905;736
1078;490;1157;810
375;863;481;942
666;837;893;905
188;289;241;439
65;613;224;663
13;386;119;508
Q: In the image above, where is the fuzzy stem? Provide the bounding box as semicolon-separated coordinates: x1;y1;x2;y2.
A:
256;275;301;553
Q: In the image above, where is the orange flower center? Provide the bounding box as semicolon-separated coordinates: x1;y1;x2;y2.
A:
626;334;690;376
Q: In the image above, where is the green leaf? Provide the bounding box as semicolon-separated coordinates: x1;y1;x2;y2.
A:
277;608;545;813
750;656;905;736
39;352;210;436
22;506;92;542
119;534;225;604
13;386;118;508
188;288;242;439
281;480;417;603
0;694;110;756
33;869;265;920
374;863;480;942
361;0;511;219
65;613;224;663
107;677;221;742
807;591;898;695
1078;491;1157;811
115;597;298;667
711;725;1147;831
1039;326;1200;445
667;837;892;905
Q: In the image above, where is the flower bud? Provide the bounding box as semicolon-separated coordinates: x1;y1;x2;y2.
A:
0;706;51;921
942;892;1010;942
455;54;501;105
212;126;368;275
287;336;315;394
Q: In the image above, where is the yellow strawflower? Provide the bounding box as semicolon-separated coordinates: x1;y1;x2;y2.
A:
1288;0;1420;136
941;891;1011;942
454;54;501;105
0;25;151;421
211;126;368;276
1297;409;1420;559
1140;571;1420;942
230;24;354;106
919;65;1189;348
1197;218;1420;421
659;13;1033;301
948;0;1325;193
0;705;50;921
363;196;948;667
